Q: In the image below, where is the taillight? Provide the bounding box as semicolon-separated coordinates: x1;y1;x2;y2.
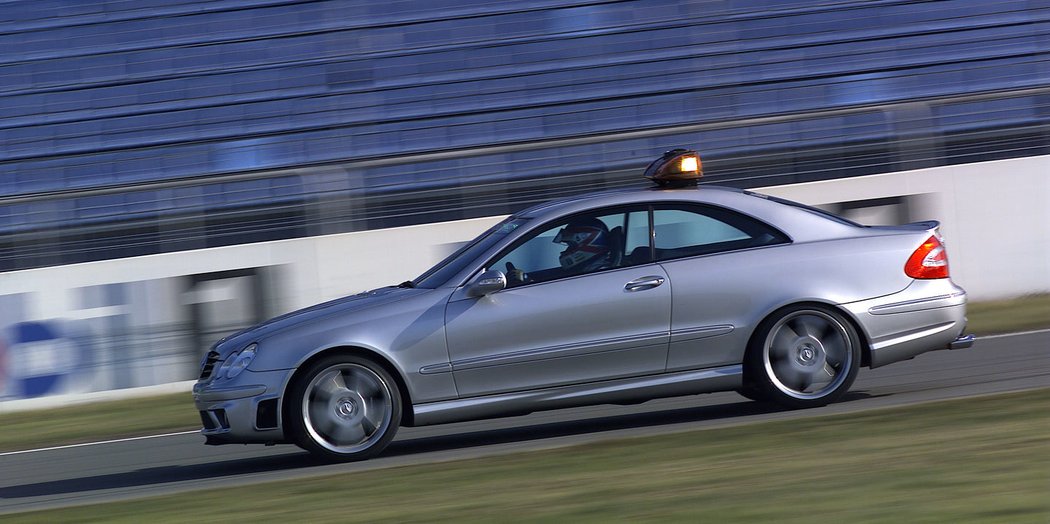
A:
905;235;949;279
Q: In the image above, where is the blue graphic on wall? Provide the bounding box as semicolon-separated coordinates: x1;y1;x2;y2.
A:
0;336;7;395
2;321;81;398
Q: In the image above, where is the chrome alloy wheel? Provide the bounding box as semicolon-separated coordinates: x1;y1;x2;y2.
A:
762;309;854;400
301;363;394;455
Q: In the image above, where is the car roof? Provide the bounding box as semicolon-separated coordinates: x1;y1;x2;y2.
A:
516;185;743;218
514;184;863;243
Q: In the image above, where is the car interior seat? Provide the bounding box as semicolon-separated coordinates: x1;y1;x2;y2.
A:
606;226;624;267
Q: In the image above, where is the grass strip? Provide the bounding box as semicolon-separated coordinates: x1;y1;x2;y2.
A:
0;393;198;452
0;293;1046;454
9;388;1050;523
966;293;1050;336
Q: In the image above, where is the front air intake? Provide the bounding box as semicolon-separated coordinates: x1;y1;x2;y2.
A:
256;398;279;430
199;409;228;430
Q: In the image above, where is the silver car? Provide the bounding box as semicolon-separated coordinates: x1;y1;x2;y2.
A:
193;150;974;461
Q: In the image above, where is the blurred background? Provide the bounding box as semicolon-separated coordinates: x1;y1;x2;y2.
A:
1;0;1048;402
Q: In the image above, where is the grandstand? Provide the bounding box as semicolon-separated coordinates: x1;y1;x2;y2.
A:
2;0;1048;271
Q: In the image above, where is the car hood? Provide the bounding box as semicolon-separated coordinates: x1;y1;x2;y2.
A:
212;286;427;353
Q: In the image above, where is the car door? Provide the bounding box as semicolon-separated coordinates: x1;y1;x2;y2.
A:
444;207;671;397
652;204;790;371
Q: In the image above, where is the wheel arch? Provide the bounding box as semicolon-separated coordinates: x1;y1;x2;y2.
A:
280;345;417;430
744;300;873;375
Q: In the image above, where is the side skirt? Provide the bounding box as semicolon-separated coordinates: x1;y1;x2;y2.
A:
410;365;742;426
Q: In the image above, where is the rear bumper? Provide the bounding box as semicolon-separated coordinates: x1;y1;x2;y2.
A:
842;279;970;368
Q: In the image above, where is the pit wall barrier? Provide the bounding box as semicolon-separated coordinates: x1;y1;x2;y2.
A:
1;155;1046;409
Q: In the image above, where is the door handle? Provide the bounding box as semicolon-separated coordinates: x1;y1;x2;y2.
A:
624;276;665;292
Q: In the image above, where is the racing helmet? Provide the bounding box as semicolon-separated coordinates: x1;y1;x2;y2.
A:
554;217;612;271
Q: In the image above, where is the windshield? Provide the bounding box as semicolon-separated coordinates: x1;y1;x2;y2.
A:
413;218;527;288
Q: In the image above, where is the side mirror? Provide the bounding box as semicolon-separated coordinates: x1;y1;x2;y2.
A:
467;269;507;297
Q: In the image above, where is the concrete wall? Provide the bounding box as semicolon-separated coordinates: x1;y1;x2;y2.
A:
1;155;1047;405
0;217;504;403
755;155;1050;300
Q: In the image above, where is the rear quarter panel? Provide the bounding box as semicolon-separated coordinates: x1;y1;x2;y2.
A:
662;232;922;371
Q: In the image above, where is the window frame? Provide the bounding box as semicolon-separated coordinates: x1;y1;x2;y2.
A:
648;202;791;262
472;201;790;290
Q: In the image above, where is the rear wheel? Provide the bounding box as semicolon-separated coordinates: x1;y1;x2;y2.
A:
287;355;401;461
746;305;861;409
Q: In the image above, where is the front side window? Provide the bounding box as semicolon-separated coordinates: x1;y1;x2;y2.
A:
488;207;648;287
652;204;788;260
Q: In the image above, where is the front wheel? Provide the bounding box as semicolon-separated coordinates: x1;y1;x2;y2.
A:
287;355;402;461
746;305;861;409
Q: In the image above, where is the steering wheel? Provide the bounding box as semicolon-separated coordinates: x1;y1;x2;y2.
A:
505;262;528;284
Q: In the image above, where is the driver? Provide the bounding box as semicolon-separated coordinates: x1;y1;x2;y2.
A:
553;217;614;274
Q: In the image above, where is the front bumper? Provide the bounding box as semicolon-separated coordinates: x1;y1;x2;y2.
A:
843;279;974;368
192;368;292;445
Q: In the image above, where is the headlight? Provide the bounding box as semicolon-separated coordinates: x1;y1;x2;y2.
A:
218;343;257;379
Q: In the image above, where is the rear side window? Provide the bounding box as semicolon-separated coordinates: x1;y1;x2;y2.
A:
652;204;788;260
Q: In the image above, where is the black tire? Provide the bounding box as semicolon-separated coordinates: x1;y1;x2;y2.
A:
745;304;861;409
287;354;402;461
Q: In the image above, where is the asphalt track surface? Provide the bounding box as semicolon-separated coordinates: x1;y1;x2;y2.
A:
2;330;1047;515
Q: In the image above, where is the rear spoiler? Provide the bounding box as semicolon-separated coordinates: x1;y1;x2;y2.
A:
904;220;940;231
867;220;940;234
